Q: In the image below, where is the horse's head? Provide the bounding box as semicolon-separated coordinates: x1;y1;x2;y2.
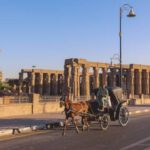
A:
93;88;99;96
60;95;66;108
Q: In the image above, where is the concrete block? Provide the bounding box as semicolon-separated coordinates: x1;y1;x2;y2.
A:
31;125;45;131
0;129;13;136
19;127;32;133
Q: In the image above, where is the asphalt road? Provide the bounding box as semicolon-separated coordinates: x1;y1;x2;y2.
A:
0;115;150;150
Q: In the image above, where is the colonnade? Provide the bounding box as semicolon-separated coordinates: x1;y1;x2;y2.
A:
19;69;64;95
18;59;150;98
64;58;150;98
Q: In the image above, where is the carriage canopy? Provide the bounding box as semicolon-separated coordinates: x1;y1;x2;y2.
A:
107;87;126;103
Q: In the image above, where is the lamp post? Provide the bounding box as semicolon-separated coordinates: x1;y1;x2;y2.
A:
119;4;136;88
110;53;120;66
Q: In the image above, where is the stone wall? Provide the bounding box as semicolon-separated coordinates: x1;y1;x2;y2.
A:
0;93;150;118
0;94;63;118
0;104;32;117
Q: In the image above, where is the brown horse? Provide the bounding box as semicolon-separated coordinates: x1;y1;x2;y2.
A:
60;96;89;136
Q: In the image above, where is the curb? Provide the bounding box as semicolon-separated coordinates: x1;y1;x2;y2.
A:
0;129;13;137
129;109;150;116
0;110;150;137
0;121;62;138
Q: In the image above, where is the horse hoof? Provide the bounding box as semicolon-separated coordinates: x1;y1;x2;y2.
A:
82;127;85;132
76;130;80;134
62;132;66;136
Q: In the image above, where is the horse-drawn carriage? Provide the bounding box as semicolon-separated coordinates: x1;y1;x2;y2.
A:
88;87;129;130
60;87;129;135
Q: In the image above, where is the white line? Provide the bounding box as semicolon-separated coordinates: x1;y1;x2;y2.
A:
144;109;150;112
120;136;150;150
135;110;141;113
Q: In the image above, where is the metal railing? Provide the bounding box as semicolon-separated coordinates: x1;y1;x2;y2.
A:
40;95;92;102
40;96;61;102
134;95;140;99
10;96;31;103
143;95;150;99
74;96;92;102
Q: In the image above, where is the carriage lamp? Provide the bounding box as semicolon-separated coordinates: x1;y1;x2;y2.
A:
119;4;136;88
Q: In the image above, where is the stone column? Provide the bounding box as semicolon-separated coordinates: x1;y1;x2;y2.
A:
77;67;80;97
93;67;99;89
39;73;43;95
137;69;142;95
55;74;58;95
58;75;63;95
71;65;80;97
31;72;35;93
83;65;90;96
64;65;71;92
102;68;108;86
47;74;51;95
134;70;138;94
146;70;149;95
27;72;32;94
19;71;23;94
110;68;116;87
127;69;134;98
61;74;64;95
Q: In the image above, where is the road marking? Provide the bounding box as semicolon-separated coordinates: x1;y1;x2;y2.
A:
120;136;150;150
0;130;50;142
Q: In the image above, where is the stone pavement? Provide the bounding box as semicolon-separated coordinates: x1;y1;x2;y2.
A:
0;105;150;137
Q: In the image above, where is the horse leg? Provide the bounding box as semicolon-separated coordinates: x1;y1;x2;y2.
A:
82;116;86;131
62;119;68;136
82;116;90;131
85;116;90;131
72;116;79;134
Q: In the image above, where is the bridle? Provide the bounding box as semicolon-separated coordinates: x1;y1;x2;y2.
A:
60;95;65;107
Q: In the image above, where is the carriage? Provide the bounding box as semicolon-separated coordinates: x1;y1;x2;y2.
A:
60;87;129;135
88;87;129;130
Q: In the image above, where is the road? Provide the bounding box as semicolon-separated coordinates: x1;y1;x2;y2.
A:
0;115;150;150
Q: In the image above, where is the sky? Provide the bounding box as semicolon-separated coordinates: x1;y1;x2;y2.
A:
0;0;150;79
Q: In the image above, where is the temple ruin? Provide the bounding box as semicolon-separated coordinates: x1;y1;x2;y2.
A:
19;69;64;95
18;58;150;99
64;58;150;99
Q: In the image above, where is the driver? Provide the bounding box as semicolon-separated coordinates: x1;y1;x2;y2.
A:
96;84;110;110
64;87;73;118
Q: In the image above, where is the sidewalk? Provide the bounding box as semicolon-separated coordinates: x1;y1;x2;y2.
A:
0;105;150;137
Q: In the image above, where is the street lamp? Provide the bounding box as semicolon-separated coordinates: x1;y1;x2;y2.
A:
110;53;120;66
119;4;136;88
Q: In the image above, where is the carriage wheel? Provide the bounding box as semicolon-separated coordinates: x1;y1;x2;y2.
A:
118;106;129;127
99;114;109;130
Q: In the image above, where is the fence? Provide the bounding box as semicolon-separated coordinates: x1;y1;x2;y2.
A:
10;96;32;103
3;94;150;104
40;96;61;102
74;96;92;102
143;95;150;99
40;95;92;102
134;95;140;99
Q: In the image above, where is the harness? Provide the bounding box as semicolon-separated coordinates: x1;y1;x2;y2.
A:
64;96;73;118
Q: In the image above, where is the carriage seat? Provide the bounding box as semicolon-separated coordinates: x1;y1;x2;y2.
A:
89;97;111;114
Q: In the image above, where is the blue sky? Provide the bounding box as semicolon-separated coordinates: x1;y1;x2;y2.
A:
0;0;149;79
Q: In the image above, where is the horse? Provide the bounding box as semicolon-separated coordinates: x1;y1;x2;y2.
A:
60;95;89;136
